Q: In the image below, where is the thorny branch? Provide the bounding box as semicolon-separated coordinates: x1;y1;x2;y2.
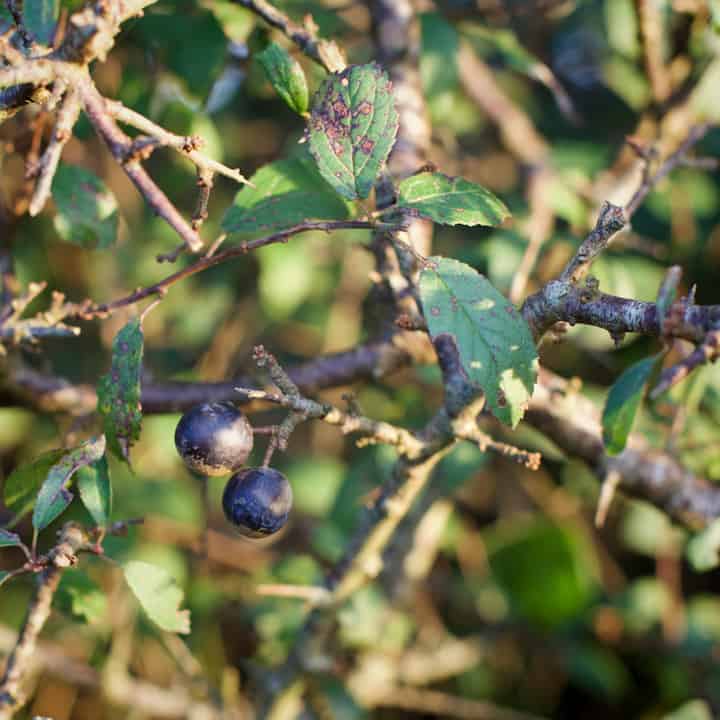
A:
0;524;92;720
2;0;720;716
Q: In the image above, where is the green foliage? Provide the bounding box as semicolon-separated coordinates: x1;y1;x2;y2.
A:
396;172;509;227
51;164;118;250
222;154;349;234
308;63;398;200
24;0;59;44
487;519;599;629
420;256;537;427
57;569;108;625
257;42;309;115
123;560;190;634
602;355;659;455
33;436;107;531
76;455;112;527
0;529;22;548
663;700;714;720
3;448;66;518
97;318;144;464
687;519;720;572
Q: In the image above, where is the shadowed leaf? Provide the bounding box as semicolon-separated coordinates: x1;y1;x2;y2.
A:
4;448;67;519
420;257;537;427
97;318;144;463
33;436;107;531
52;164;118;249
602;355;659;456
0;529;22;548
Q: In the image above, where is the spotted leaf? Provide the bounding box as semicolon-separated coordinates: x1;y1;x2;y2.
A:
97;318;144;464
396;172;509;227
308;63;398;200
420;257;537;427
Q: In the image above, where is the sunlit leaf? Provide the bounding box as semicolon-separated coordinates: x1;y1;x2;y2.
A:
222;155;349;234
662;700;713;720
76;455;112;526
687;519;720;573
123;560;191;634
420;256;537;427
57;569;107;625
396;172;509;227
52;164;118;249
602;355;659;456
33;436;107;531
308;62;398;200
257;42;309;114
97;318;144;463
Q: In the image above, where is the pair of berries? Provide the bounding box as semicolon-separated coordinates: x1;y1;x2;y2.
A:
174;402;292;537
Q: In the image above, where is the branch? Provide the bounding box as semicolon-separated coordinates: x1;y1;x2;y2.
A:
28;88;81;216
78;220;387;317
526;372;720;528
0;524;90;719
78;80;203;252
231;0;345;72
105;99;249;186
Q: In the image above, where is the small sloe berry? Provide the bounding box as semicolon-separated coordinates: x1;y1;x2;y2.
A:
222;467;292;537
175;402;253;477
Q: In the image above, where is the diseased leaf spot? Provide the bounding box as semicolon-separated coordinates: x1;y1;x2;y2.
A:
359;137;375;154
431;306;440;316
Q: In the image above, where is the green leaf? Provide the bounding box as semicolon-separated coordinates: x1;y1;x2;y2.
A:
57;569;107;625
123;561;191;634
396;172;509;227
52;164;119;249
308;62;398;200
602;356;659;456
4;448;67;518
419;257;537;427
488;519;599;629
33;436;107;531
97;318;144;463
257;42;309;114
687;519;720;572
22;0;59;45
0;529;22;548
76;455;112;526
221;154;350;234
662;700;713;720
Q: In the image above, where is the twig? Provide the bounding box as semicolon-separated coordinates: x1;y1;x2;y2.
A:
559;201;627;285
231;0;345;72
637;0;670;104
105;100;249;186
4;0;33;48
28;88;81;216
624;123;713;219
376;686;548;720
0;524;90;719
78;80;203;252
80;219;383;317
651;329;720;398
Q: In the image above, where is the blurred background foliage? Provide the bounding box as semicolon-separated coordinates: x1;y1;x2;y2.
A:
3;0;720;718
